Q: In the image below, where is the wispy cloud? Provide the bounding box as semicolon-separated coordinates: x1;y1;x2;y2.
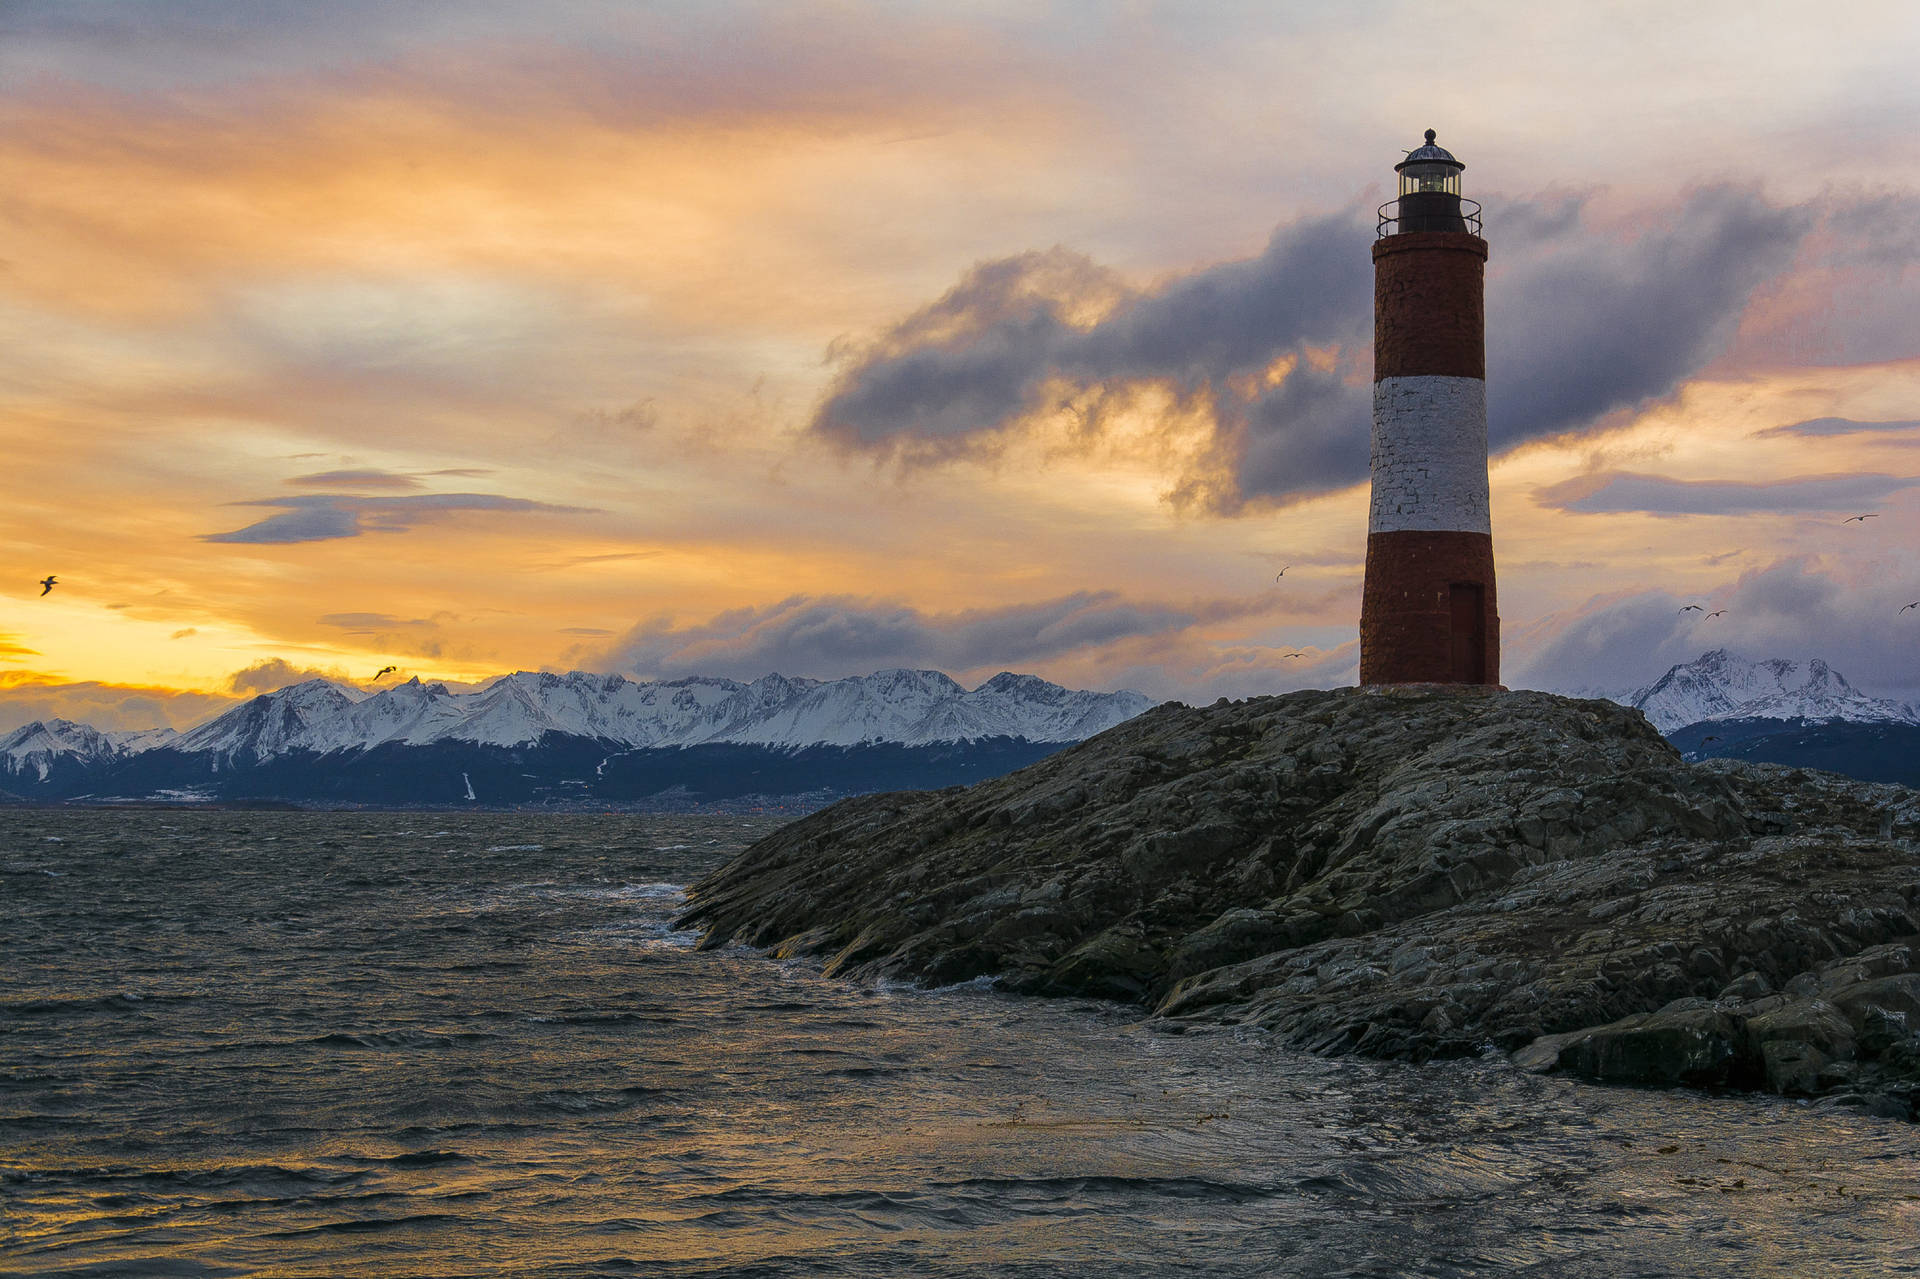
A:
538;550;663;570
318;612;437;630
1754;417;1920;438
288;468;426;490
1533;470;1920;516
204;493;592;544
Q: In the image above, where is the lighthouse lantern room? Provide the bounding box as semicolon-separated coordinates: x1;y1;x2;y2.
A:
1360;130;1499;686
1385;130;1480;235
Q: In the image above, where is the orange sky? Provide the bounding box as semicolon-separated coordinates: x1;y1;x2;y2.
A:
3;2;1917;731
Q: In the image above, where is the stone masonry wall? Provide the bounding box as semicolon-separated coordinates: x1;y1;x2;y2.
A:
1372;233;1487;380
1369;376;1489;535
1364;228;1495;685
1359;529;1500;686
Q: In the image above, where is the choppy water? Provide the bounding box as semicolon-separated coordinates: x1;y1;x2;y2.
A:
4;810;1919;1277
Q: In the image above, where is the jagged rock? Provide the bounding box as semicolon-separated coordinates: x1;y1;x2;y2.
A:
1549;999;1748;1087
677;687;1920;1116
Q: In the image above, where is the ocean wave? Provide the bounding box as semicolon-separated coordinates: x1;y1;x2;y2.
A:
2;992;195;1017
300;1029;501;1050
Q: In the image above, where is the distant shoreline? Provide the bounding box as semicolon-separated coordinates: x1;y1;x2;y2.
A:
11;796;826;817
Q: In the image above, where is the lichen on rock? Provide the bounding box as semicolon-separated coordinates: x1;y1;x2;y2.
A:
677;687;1920;1117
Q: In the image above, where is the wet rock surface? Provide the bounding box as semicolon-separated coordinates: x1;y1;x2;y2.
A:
678;687;1920;1116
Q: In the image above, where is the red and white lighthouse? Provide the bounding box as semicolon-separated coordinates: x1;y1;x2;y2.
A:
1360;130;1498;686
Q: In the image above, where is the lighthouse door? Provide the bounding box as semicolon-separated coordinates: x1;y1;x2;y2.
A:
1448;583;1486;684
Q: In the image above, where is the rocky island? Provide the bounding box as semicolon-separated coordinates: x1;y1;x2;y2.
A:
678;688;1920;1117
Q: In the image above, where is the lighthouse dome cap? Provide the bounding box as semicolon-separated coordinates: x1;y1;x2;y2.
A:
1394;129;1464;173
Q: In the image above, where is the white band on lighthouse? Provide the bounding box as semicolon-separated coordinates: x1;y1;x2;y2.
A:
1368;375;1489;535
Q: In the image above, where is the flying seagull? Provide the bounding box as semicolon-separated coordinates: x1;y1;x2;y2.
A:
1701;735;1720;744
1902;602;1919;614
1274;566;1291;581
37;576;55;596
1280;651;1307;659
1705;610;1726;619
1678;604;1703;613
372;665;397;680
1844;514;1879;523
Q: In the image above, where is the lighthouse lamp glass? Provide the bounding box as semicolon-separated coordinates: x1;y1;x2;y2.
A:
1398;163;1461;198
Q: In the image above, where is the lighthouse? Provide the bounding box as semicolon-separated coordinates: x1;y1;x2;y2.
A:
1360;130;1498;686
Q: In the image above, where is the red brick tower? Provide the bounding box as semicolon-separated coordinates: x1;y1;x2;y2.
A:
1360;130;1498;686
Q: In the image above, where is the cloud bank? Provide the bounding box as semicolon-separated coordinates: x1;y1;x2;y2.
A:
0;674;239;735
601;590;1284;688
1509;557;1920;702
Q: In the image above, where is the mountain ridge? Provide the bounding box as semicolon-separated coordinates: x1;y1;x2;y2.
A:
0;668;1154;804
1620;648;1917;734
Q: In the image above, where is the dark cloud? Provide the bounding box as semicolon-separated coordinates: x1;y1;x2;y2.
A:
812;220;1376;508
1755;417;1920;439
203;493;591;544
1533;470;1920;516
560;626;614;636
605;590;1275;682
1485;187;1806;451
809;188;1811;512
288;469;425;490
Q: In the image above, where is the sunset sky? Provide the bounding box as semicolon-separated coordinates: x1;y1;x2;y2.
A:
4;0;1918;732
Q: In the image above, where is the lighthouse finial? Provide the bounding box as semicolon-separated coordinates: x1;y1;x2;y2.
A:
1425;128;1436;145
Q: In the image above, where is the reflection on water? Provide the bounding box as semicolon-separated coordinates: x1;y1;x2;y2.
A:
4;809;1918;1277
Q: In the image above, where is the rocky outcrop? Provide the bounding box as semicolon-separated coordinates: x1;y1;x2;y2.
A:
678;687;1920;1116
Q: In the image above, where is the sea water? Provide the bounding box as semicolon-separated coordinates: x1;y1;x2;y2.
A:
4;809;1918;1277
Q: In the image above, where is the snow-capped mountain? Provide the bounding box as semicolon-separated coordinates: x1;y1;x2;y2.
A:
1;719;127;782
1623;650;1919;734
109;726;181;753
43;668;1153;767
172;678;366;763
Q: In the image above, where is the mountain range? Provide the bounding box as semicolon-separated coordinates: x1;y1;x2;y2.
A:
1615;649;1920;787
6;650;1913;806
0;668;1154;808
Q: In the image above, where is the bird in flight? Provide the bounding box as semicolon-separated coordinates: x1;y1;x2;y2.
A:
1843;514;1879;523
1701;735;1720;745
1705;610;1726;619
372;665;397;680
1902;602;1919;614
1280;651;1307;659
1274;566;1290;581
1678;604;1703;613
37;576;56;596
